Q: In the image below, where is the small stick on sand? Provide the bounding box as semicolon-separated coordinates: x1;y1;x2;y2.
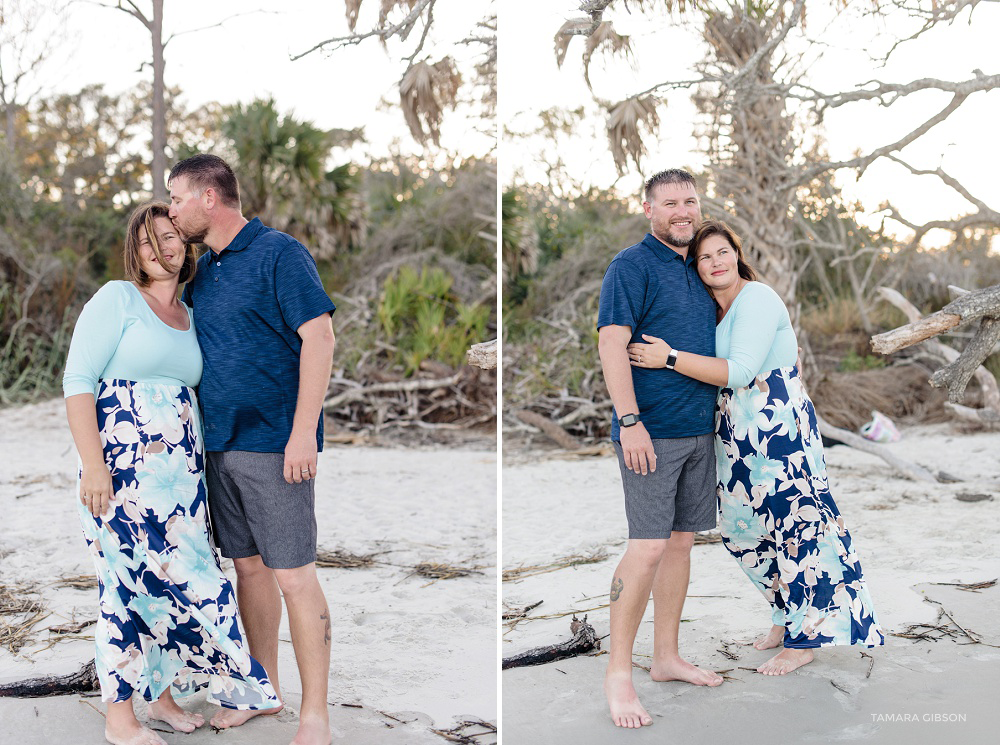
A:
502;615;600;669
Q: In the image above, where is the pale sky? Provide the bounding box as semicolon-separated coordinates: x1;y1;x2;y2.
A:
499;0;999;248
29;0;494;163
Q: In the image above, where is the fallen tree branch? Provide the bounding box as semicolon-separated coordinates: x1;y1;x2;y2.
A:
324;372;462;410
514;410;582;450
871;283;1000;403
0;659;98;698
466;339;497;370
876;286;1000;419
502;615;599;669
816;415;938;483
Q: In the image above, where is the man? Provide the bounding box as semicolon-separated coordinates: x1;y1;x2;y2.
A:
170;154;336;745
596;168;724;729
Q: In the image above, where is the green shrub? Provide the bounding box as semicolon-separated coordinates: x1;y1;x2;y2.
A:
377;266;490;374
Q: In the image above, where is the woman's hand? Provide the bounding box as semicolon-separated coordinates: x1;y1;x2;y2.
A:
80;462;113;518
627;334;672;368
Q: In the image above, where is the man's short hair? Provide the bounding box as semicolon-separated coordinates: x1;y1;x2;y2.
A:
643;169;697;202
168;154;241;210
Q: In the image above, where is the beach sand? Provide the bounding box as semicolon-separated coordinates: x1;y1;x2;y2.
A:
0;398;497;744
502;425;1000;744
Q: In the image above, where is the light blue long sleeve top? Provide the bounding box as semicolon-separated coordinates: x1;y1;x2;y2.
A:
63;281;203;397
716;281;798;388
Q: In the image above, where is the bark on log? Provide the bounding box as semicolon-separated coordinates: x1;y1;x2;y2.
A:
870;311;961;354
929;318;1000;403
502;615;599;669
0;659;98;698
817;415;939;483
514;410;582;450
466;339;497;370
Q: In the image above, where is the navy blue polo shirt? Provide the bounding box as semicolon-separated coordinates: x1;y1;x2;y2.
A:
597;233;717;441
182;218;336;453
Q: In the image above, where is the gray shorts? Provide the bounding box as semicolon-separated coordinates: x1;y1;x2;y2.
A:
613;434;717;539
205;451;317;570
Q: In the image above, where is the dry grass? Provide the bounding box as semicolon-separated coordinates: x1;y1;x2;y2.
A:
0;584;47;654
54;574;98;590
411;562;483;581
502;549;610;582
315;549;378;569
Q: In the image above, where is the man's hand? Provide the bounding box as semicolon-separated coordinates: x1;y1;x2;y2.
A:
620;422;656;475
284;431;318;484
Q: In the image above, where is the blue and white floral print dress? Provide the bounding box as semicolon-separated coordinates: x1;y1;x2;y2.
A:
63;281;280;708
713;282;883;649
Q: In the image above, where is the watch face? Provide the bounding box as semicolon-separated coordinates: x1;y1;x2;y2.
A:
619;414;639;427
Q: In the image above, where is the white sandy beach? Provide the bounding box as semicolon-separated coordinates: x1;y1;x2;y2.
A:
502;426;1000;745
0;398;497;745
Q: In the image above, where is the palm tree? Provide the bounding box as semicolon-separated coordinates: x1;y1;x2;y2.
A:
221;98;364;259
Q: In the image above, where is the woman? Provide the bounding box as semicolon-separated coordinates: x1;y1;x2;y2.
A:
627;220;884;675
63;202;280;745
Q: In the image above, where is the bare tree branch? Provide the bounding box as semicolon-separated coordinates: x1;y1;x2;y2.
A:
290;0;435;61
163;9;280;48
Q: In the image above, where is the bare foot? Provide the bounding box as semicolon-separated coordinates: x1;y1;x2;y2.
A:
210;702;284;729
290;713;333;745
104;721;167;745
757;647;814;675
148;696;204;733
753;624;786;650
604;670;653;728
650;657;724;687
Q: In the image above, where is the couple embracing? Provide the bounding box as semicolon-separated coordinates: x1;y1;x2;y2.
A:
63;155;335;745
597;168;885;728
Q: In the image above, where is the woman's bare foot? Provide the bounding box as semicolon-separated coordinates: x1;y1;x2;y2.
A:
290;713;333;745
757;647;814;675
650;657;724;687
148;692;205;733
105;701;167;745
210;702;284;729
105;720;167;745
753;624;786;650
604;670;653;728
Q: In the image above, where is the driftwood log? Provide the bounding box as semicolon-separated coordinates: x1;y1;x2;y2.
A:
502;615;599;670
877;287;1000;424
871;284;1000;403
466;339;497;370
514;410;582;450
817;416;937;483
0;659;98;698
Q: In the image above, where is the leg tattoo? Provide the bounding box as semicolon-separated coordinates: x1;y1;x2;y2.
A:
321;610;331;645
610;577;624;602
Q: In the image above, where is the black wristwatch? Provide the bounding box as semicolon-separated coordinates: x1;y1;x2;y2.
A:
618;413;641;428
665;349;679;370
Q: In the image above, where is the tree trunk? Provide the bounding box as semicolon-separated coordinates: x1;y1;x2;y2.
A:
150;0;167;200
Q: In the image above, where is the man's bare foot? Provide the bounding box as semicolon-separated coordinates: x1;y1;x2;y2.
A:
757;647;814;675
104;721;167;745
753;624;786;650
289;713;332;745
604;670;653;728
210;702;284;729
148;696;204;733
650;657;724;687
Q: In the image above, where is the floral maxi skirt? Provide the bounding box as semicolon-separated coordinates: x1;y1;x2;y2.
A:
715;366;884;649
78;379;280;708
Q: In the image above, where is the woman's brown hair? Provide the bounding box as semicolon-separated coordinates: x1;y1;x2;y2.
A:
122;202;197;286
692;219;757;281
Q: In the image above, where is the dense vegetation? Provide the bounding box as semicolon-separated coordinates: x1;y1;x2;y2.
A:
0;85;497;434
